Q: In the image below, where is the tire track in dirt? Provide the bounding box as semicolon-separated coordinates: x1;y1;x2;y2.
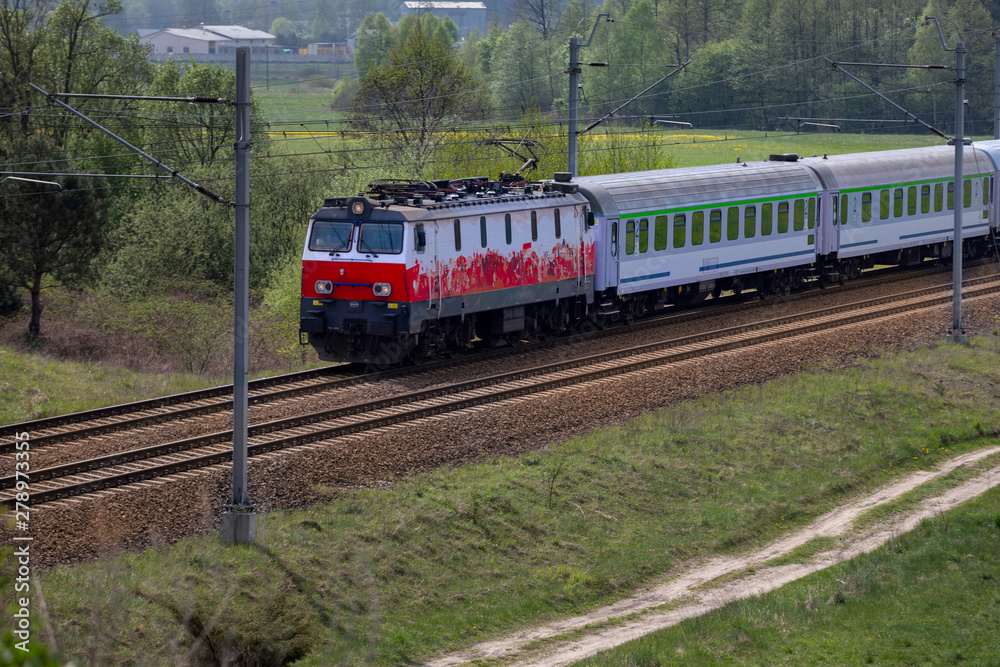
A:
423;445;1000;667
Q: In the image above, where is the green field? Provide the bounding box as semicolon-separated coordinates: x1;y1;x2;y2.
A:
11;336;1000;665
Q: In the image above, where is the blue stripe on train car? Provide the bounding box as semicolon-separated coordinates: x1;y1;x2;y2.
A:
698;248;815;272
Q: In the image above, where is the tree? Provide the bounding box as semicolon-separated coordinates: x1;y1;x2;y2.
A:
512;0;566;38
270;17;299;46
351;15;489;171
0;0;152;144
140;59;256;167
0;136;108;338
353;12;394;79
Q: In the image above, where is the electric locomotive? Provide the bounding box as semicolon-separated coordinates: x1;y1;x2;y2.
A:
299;180;596;365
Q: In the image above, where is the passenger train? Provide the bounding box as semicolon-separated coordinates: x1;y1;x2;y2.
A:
300;141;1000;365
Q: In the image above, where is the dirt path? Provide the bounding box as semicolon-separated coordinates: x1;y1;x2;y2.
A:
423;445;1000;667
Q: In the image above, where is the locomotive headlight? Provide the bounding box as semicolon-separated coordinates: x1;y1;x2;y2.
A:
315;280;333;294
373;282;392;297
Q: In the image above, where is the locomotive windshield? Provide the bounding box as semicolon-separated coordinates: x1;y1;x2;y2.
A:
309;220;354;252
359;222;404;254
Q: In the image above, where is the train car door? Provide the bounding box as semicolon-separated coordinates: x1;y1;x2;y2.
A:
595;217;619;291
429;222;441;311
817;191;839;256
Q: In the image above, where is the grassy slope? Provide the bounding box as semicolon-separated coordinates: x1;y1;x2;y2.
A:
0;346;221;425
23;337;1000;665
579;483;1000;666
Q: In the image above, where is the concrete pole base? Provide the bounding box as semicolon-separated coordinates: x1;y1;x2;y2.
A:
946;331;969;345
221;510;256;544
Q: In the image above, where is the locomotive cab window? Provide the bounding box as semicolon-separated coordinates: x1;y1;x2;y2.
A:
505;214;512;245
454;219;462;251
359;222;403;254
414;223;426;253
531;211;538;242
554;209;561;238
310;220;354;252
480;216;487;248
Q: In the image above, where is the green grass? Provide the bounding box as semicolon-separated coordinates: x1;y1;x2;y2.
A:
576;487;1000;666
18;336;1000;665
658;128;963;168
0;345;222;425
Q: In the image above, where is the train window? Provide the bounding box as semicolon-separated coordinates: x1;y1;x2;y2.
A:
480;216;487;248
454;219;462;251
894;188;903;218
907;186;916;216
309;220;354;252
947;182;954;210
761;203;772;236
921;185;930;214
794;200;805;231
727;207;739;241
964;180;972;208
673;214;686;248
359;222;404;254
625;220;635;255
654;215;669;250
554;209;561;238
415;223;426;253
710;210;722;243
984;178;990;205
611;221;618;256
531;211;538;241
744;205;756;238
839;194;847;226
880;190;890;220
808;198;816;229
505;213;512;244
862;193;872;223
778;202;789;233
692;211;704;245
639;218;649;253
934;184;943;212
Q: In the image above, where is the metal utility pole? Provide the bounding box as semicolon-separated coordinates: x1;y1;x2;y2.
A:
567;14;610;177
994;31;999;140
222;46;256;544
922;17;968;344
947;40;967;344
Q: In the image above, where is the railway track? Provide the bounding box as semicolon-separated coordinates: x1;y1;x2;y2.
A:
3;273;996;508
0;261;970;454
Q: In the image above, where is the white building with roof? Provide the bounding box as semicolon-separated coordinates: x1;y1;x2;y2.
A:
401;1;487;36
141;26;274;56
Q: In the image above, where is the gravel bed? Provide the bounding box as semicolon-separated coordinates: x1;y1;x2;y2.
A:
13;263;1000;567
